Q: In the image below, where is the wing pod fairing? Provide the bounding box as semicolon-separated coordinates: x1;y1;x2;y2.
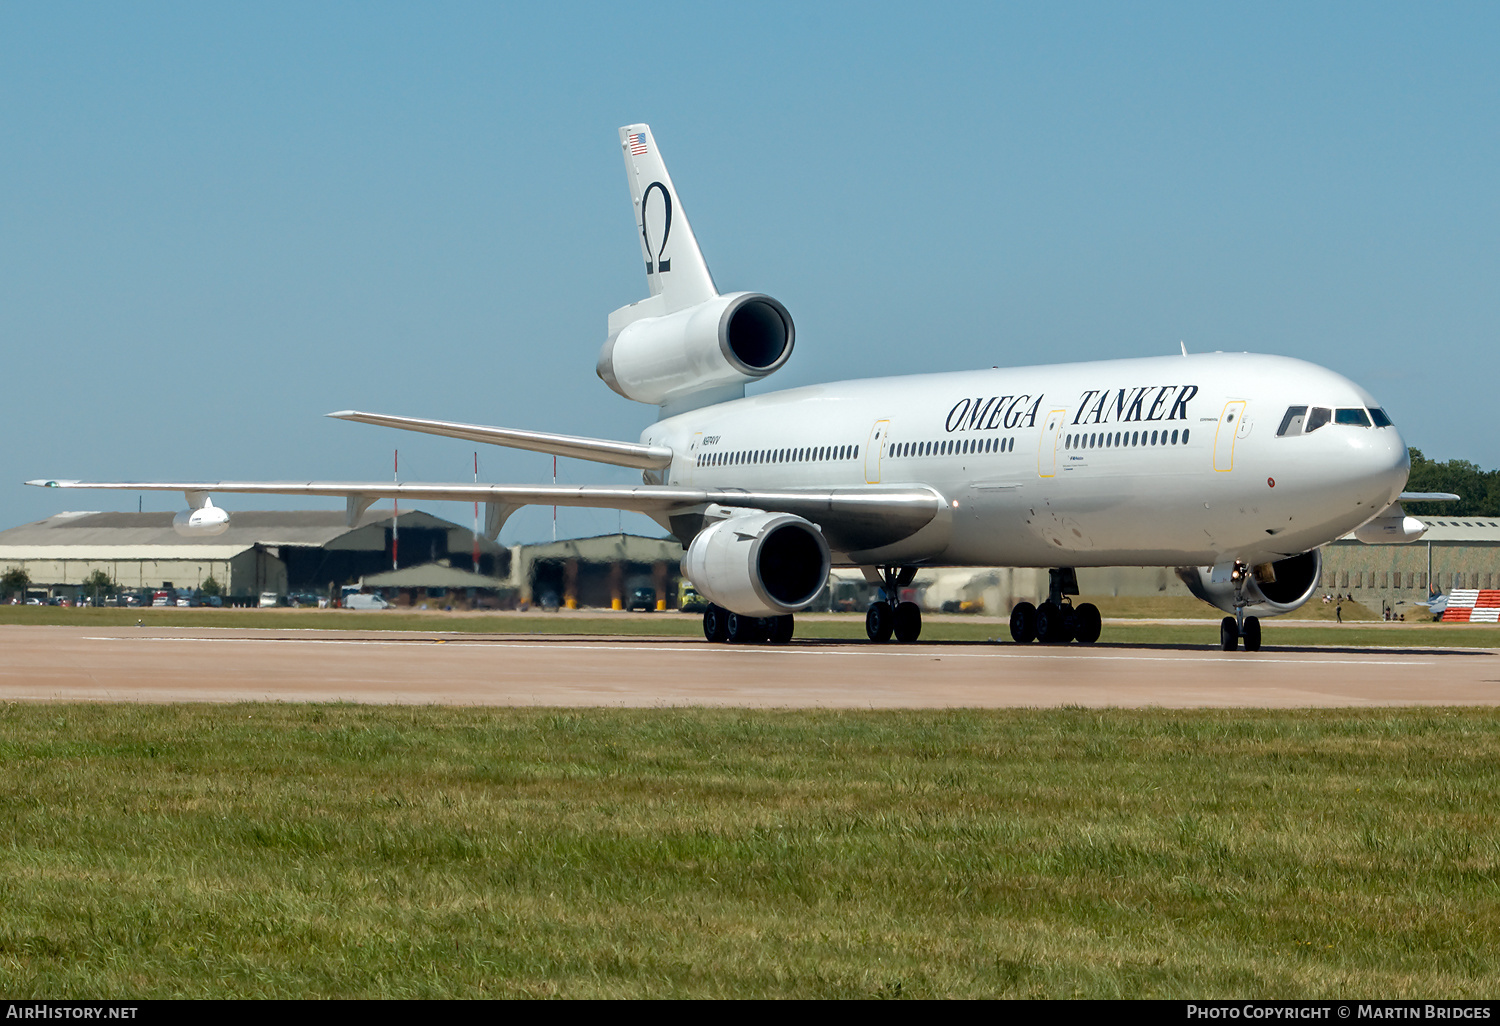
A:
171;497;230;537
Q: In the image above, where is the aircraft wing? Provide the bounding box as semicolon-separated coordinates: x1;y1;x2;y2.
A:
1398;492;1461;502
25;478;942;551
326;410;675;471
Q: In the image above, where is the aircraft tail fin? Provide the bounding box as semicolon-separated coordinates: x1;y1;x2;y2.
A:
619;124;718;313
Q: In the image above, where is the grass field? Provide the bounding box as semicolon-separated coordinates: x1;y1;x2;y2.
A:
2;704;1498;998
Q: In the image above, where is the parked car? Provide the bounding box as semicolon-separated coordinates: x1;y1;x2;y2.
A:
343;593;390;610
626;586;657;612
258;592;280;608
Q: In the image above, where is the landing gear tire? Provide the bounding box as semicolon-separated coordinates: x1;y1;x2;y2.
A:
1036;601;1073;643
727;611;765;645
1010;601;1037;644
1073;602;1102;644
893;601;922;643
866;601;894;643
1220;616;1239;651
767;614;795;646
1242;615;1261;652
703;604;729;643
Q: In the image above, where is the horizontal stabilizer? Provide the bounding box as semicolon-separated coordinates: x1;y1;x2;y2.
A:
327;411;674;471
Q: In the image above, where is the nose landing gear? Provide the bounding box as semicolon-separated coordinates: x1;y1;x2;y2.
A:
1220;562;1262;652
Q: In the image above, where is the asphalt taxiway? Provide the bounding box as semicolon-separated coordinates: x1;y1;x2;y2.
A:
2;625;1497;707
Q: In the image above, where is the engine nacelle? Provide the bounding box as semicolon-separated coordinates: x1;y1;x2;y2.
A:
172;498;230;537
1176;549;1323;618
1353;503;1428;544
683;512;830;617
598;292;794;405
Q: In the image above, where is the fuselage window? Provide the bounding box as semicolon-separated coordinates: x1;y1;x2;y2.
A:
1182;429;1190;444
1305;407;1332;433
1150;430;1158;445
1335;408;1371;427
1171;429;1179;444
1369;407;1393;427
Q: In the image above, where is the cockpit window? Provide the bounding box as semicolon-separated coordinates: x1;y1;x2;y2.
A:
1277;406;1308;436
1335;408;1372;427
1368;407;1393;428
1305;407;1332;433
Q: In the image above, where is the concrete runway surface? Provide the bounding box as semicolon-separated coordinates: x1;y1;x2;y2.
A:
2;625;1498;707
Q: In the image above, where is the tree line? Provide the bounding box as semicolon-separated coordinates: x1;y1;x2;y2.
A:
1406;449;1500;517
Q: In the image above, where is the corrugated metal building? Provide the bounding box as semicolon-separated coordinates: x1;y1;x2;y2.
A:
1321;518;1500;616
0;509;509;600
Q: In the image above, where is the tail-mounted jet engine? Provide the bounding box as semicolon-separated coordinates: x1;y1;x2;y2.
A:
683;511;830;617
1176;549;1323;618
598;292;794;406
172;496;230;537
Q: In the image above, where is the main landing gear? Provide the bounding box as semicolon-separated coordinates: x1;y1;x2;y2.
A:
702;604;795;645
1008;568;1102;645
865;566;923;643
1219;561;1262;652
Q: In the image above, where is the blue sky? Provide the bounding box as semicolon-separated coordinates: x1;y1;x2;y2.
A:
3;3;1497;541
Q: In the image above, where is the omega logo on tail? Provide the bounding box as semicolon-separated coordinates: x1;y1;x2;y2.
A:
641;181;673;274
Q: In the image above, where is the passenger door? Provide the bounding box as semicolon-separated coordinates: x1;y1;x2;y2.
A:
864;420;889;484
1037;408;1067;478
1214;401;1247;472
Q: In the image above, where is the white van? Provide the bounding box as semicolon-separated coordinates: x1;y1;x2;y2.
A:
343;593;390;610
258;592;280;608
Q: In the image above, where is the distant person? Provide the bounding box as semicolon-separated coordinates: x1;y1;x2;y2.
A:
1336;599;1343;624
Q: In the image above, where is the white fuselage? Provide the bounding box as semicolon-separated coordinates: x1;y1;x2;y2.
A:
644;352;1409;569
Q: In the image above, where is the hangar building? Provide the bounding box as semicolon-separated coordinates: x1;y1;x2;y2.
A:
0;509;509;601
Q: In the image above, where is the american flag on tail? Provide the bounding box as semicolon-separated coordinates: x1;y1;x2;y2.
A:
628;133;648;155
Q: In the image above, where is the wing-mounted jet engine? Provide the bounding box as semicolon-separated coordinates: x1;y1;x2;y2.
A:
682;511;830;619
172;495;230;537
1177;550;1323;619
597;124;795;412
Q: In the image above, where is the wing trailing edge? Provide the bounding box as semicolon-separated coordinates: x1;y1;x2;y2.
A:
25;479;943;552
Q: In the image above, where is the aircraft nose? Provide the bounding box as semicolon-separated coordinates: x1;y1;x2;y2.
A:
1361;425;1411;503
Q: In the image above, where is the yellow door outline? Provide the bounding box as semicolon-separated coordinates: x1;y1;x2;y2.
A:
1214;401;1246;472
865;420;889;484
1038;408;1067;478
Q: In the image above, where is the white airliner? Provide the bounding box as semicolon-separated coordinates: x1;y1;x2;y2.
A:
30;124;1446;651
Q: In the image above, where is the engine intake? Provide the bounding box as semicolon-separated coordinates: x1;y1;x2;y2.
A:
1176;549;1323;618
598;292;794;405
683;512;830;617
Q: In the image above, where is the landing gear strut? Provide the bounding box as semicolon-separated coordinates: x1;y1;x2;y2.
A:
1009;568;1101;645
1219;562;1262;652
865;566;922;643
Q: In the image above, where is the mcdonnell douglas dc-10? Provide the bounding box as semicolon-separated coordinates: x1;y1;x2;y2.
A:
30;124;1447;651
